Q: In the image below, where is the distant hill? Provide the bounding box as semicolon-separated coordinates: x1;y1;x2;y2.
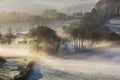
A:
95;0;120;24
0;12;32;23
0;0;97;15
94;0;120;34
61;1;96;14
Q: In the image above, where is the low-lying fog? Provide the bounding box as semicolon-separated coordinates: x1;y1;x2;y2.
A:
0;41;120;77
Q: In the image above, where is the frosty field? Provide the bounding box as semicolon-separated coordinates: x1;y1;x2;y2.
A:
0;43;120;80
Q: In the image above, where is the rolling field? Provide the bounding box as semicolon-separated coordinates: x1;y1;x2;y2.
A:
0;43;120;80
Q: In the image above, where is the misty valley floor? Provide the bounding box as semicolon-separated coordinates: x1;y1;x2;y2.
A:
0;43;120;80
1;59;120;80
41;68;120;80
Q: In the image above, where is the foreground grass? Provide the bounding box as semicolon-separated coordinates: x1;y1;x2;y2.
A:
1;66;120;80
41;72;120;80
40;67;120;80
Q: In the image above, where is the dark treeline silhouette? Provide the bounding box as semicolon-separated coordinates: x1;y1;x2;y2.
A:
0;12;32;23
0;9;83;23
28;26;62;54
0;28;15;44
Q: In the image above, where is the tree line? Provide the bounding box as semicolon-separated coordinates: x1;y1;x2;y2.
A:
0;9;83;24
0;8;119;55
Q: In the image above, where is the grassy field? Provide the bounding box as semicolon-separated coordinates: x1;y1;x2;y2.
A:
40;67;120;80
1;58;120;80
0;43;120;80
41;73;120;80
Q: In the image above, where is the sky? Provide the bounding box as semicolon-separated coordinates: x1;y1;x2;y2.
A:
0;0;99;14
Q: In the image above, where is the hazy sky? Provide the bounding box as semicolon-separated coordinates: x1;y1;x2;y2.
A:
0;0;99;14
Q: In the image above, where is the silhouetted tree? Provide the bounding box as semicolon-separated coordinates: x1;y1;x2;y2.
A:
64;11;103;50
29;26;61;53
3;28;15;44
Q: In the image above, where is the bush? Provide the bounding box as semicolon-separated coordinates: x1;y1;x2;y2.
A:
107;32;120;41
0;57;6;66
28;26;61;54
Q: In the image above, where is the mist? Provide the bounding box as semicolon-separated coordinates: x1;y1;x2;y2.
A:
0;0;99;14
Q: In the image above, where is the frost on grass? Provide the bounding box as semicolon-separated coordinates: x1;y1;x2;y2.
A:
41;67;120;80
42;73;120;80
